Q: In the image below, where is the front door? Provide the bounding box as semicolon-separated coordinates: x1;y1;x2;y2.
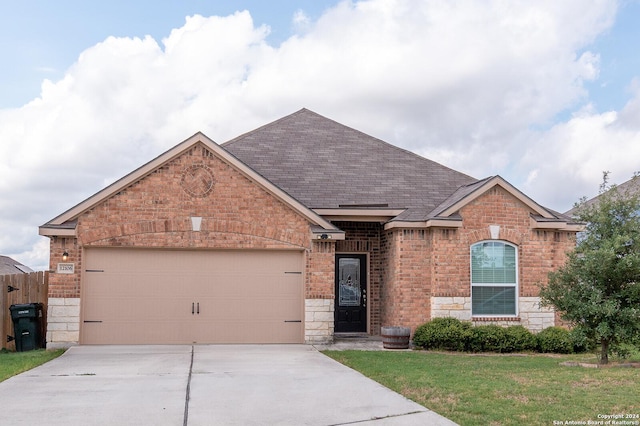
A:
335;254;367;333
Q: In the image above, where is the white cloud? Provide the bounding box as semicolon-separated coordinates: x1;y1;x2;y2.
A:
292;9;312;34
0;0;629;269
519;93;640;210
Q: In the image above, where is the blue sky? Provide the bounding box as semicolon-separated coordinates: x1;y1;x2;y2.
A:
1;0;639;269
0;1;334;107
583;0;640;112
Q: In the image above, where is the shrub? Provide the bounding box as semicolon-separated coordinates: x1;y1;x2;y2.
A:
467;325;506;353
502;325;538;353
413;317;471;351
414;320;587;355
536;327;574;354
568;327;591;354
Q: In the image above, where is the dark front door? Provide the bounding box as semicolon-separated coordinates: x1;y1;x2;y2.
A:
335;254;367;333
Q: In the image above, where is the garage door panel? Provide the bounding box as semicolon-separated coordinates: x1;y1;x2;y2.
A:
83;320;190;345
81;248;303;344
190;320;302;344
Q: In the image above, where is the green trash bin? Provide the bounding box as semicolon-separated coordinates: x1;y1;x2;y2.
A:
9;303;45;352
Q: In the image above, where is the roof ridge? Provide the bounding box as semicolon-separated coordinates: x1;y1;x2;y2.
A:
223;108;476;181
222;108;310;147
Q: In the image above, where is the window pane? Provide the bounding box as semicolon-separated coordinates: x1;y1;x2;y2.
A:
471;242;516;284
472;286;516;315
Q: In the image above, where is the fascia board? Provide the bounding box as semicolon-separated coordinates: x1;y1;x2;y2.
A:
313;208;406;223
530;217;585;231
38;227;77;237
44;133;208;226
383;219;463;231
44;132;338;232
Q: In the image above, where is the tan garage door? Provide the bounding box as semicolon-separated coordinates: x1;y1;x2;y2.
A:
81;248;304;344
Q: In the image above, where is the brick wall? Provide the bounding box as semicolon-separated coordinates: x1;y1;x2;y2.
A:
306;241;335;299
48;143;316;299
334;222;382;334
383;186;576;334
430;186;575;329
49;237;81;298
381;228;431;333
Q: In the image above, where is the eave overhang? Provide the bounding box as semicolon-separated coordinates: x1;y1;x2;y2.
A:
313;208;406;223
383;218;463;230
530;215;585;231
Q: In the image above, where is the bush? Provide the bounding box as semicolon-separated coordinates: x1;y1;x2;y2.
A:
413;317;471;351
467;325;507;353
413;319;586;355
568;327;591;354
502;325;538;353
536;327;574;354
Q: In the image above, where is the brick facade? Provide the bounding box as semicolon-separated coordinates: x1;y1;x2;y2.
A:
49;144;316;296
45;142;576;346
373;187;576;334
381;228;431;332
47;143;338;345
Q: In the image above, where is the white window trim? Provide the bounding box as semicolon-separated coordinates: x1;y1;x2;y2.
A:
470;240;519;318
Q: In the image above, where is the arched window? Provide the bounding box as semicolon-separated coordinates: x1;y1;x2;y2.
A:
470;241;518;316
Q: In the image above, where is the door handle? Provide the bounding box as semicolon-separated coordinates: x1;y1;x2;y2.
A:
192;302;195;315
197;302;200;315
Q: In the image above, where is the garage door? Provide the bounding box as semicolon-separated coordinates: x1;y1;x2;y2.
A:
81;248;304;344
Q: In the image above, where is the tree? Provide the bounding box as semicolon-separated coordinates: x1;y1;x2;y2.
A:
540;173;640;364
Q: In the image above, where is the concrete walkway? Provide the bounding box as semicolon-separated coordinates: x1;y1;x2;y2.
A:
0;345;457;425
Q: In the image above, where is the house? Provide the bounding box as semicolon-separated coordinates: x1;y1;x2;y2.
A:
565;175;640;216
39;109;581;347
0;255;34;275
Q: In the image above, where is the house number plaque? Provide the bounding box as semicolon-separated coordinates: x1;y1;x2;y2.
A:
57;263;75;274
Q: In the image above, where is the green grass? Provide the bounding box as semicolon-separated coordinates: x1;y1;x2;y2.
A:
323;350;640;426
0;349;65;382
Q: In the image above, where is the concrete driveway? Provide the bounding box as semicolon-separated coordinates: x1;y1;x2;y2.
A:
0;345;457;425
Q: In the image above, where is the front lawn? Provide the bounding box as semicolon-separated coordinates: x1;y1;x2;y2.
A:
323;350;640;426
0;349;65;382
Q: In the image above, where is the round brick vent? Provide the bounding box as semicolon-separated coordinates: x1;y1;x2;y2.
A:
181;164;215;197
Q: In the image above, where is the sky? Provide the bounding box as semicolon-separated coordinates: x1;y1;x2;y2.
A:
1;0;640;270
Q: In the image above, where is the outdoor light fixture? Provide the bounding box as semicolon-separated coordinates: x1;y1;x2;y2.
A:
318;234;331;240
61;238;69;261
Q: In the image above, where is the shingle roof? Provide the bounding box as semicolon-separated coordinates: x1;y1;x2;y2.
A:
565;176;640;216
0;255;34;275
424;177;493;220
223;109;477;214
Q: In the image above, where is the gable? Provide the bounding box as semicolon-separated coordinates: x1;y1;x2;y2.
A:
385;176;581;231
40;132;341;238
434;176;551;219
459;185;535;228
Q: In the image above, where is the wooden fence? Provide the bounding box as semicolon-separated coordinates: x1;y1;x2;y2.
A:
1;271;49;351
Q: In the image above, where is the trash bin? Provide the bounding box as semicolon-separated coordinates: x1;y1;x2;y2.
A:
9;303;45;352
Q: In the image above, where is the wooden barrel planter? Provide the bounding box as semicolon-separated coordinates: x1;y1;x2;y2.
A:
381;326;411;349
